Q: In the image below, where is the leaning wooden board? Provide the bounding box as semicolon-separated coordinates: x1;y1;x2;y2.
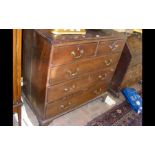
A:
121;33;142;88
108;32;142;97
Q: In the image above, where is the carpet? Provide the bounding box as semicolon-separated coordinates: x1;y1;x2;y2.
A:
87;101;142;126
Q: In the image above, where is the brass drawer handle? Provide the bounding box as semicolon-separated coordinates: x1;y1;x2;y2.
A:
60;102;72;109
109;42;119;50
71;49;84;59
68;102;71;105
104;59;112;66
98;73;107;80
64;84;76;92
67;68;79;77
94;88;102;95
60;104;65;108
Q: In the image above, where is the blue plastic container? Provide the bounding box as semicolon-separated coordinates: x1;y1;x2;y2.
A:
122;88;142;113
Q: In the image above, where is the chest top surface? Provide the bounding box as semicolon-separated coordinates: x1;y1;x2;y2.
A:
35;29;126;45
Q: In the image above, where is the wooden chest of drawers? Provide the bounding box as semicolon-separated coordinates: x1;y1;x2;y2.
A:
22;29;126;125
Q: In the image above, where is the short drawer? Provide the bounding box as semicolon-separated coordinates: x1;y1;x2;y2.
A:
46;82;108;119
49;53;121;85
47;66;115;103
97;39;125;56
51;42;97;66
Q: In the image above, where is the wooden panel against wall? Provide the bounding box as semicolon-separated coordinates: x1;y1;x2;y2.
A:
13;29;22;126
13;29;22;103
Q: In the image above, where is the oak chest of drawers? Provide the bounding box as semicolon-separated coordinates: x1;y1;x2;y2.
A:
22;29;126;125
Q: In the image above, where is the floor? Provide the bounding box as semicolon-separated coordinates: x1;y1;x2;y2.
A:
13;84;141;126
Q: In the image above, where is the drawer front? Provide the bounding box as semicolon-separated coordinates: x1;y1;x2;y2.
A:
46;82;108;119
47;66;115;103
51;42;97;66
97;39;125;56
49;53;121;85
121;64;142;87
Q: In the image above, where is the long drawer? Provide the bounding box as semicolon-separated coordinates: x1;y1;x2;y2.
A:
46;82;108;119
51;42;97;66
47;66;115;103
97;39;125;56
49;53;121;85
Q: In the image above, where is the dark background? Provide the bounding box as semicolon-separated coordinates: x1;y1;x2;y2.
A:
0;29;154;126
0;29;13;126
